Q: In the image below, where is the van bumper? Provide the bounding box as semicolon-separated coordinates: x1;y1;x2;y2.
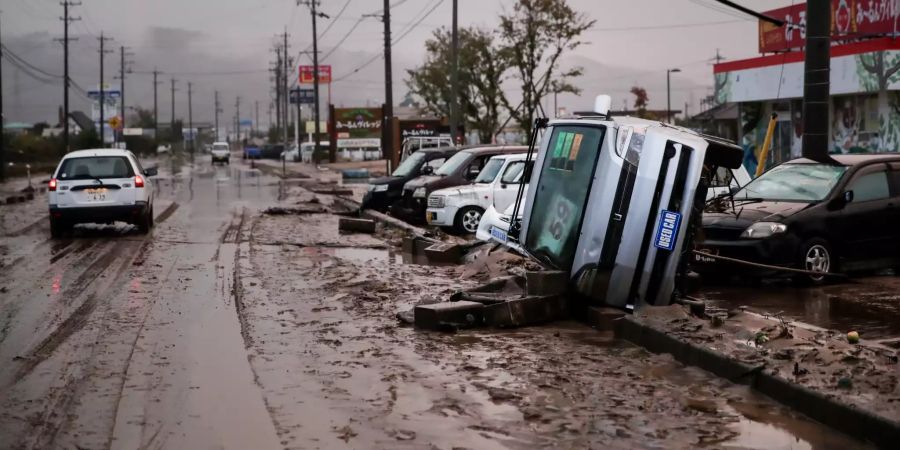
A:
49;202;149;224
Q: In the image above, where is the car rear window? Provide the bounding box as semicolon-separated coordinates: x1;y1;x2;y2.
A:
57;156;134;180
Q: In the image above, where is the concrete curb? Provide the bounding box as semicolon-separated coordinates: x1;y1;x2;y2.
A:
615;315;900;448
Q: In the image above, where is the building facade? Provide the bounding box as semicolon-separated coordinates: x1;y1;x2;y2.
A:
713;0;900;174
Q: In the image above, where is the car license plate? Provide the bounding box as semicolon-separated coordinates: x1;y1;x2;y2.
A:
490;226;508;242
85;188;108;202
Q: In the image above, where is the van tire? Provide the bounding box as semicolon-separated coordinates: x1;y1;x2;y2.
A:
137;206;153;234
50;220;68;239
454;206;484;234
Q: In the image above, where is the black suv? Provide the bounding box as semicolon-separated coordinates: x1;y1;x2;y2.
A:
361;147;460;212
696;154;900;282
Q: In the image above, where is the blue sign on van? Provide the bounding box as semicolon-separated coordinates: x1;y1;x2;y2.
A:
654;210;682;251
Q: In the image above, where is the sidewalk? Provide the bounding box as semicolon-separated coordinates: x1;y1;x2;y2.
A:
614;303;900;448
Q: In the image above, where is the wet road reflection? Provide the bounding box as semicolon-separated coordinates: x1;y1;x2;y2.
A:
700;275;900;339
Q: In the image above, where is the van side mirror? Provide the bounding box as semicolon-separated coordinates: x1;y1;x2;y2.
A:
421;165;434;175
143;167;158;177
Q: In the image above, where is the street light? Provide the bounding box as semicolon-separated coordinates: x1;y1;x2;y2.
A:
667;68;681;124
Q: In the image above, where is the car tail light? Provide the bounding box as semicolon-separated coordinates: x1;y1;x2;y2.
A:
49;178;58;191
134;175;145;188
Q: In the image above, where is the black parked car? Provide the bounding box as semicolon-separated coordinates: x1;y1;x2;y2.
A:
696;154;900;282
361;147;460;212
259;143;285;160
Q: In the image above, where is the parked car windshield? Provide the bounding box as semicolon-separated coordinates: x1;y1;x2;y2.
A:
392;151;427;177
738;163;848;202
435;151;472;176
474;158;505;183
213;144;229;151
57;156;134;180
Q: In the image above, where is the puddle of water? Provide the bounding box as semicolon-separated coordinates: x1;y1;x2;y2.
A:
701;277;900;339
644;359;872;449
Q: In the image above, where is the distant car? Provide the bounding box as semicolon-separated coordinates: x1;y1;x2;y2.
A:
390;145;527;224
244;146;261;159
48;148;157;237
696;154;900;283
156;143;171;154
211;142;230;164
259;144;285;160
362;147;460;212
426;153;532;233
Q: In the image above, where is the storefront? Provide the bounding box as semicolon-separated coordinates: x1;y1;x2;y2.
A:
713;0;900;174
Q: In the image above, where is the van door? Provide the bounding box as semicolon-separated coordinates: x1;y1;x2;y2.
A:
56;155;137;208
493;160;530;212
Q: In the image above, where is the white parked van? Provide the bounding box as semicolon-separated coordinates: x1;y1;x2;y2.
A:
48;149;157;237
426;153;531;233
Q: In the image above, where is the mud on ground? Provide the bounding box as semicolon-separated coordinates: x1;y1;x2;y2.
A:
235;186;869;449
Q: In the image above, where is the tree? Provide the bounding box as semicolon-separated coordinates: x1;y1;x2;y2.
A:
406;27;510;143
498;0;594;138
129;107;157;129
630;86;650;118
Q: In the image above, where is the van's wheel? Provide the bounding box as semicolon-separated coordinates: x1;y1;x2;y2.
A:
50;219;68;239
793;238;833;285
137;207;153;234
454;206;484;234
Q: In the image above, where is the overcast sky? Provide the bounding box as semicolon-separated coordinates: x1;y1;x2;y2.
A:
3;0;790;125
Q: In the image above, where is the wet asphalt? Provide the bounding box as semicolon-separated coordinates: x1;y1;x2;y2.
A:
0;152;883;449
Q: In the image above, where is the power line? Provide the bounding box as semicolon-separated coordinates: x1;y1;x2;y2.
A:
333;0;445;82
590;19;744;32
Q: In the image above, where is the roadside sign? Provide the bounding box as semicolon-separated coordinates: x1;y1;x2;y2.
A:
239;119;253;127
108;116;122;130
290;88;315;105
298;65;332;84
304;121;328;133
654;210;682;252
123;128;143;136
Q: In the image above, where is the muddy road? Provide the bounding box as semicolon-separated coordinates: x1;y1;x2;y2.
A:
0;154;871;449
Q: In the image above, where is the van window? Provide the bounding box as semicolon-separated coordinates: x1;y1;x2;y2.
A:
848;170;889;202
435;151;471;176
57;156;134;180
525;125;606;269
500;161;531;184
475;158;505;183
709;167;734;188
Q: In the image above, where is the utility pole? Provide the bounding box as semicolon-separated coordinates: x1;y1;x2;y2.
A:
274;45;282;135
255;100;259;138
58;1;81;154
283;29;290;145
300;0;327;161
449;0;458;144
188;82;194;155
152;68;161;140
802;0;831;162
0;12;4;180
170;78;177;141
214;90;220;141
235;96;241;141
383;0;394;165
117;45;133;143
97;32;113;146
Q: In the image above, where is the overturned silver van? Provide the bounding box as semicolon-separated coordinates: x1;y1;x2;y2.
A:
512;96;742;311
